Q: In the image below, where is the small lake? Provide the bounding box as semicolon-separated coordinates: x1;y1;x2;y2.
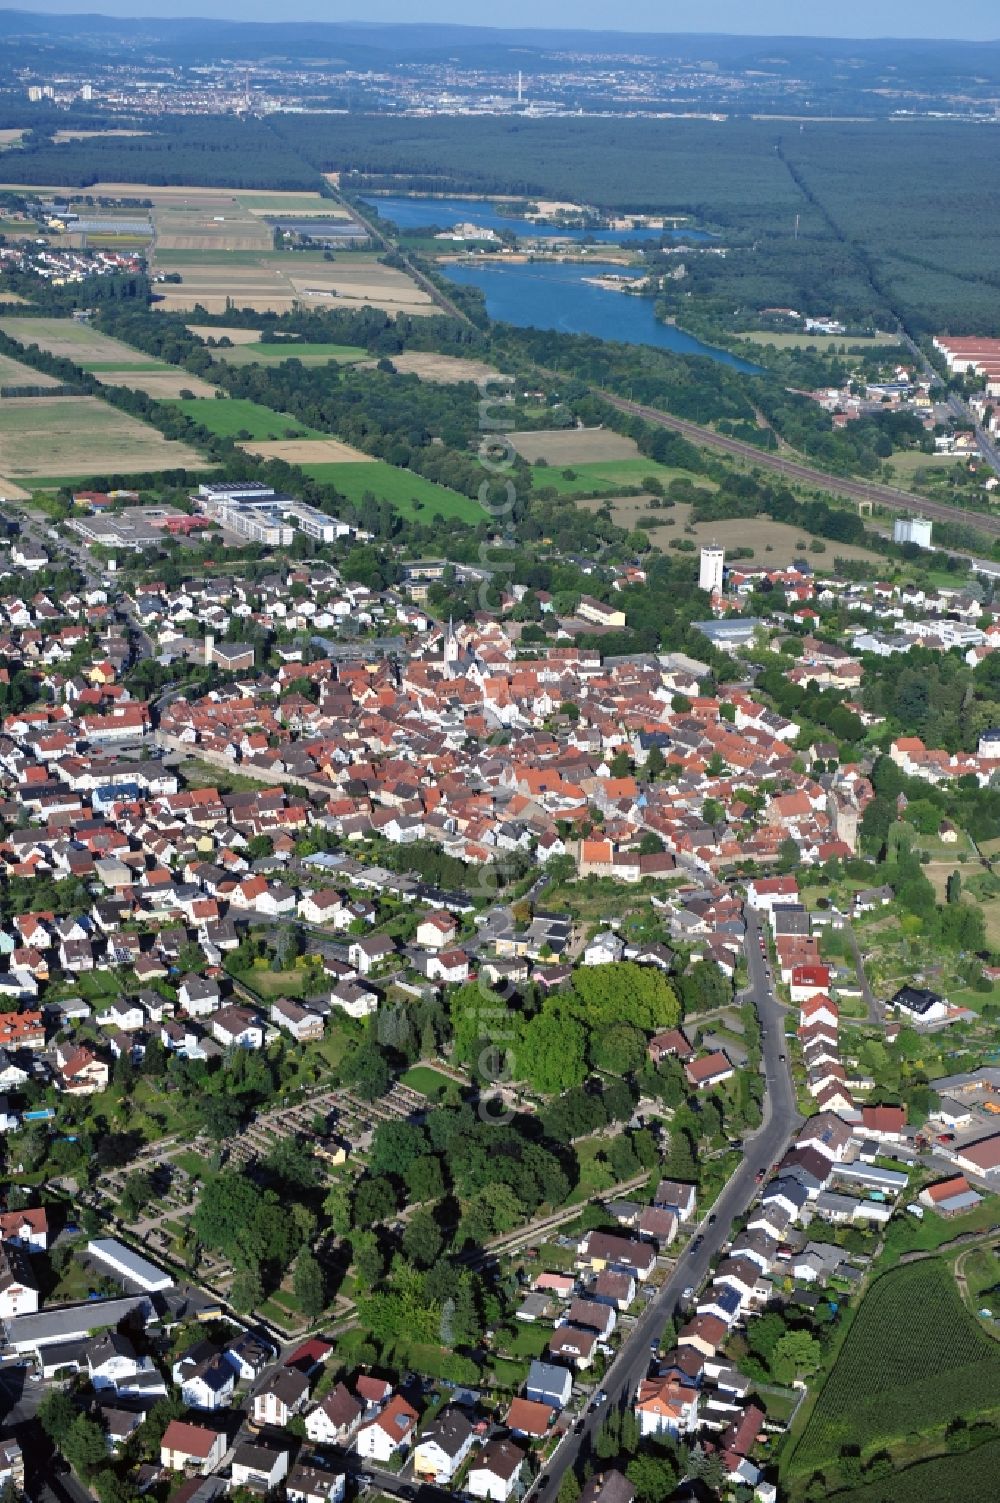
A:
440;260;762;371
360;194;715;244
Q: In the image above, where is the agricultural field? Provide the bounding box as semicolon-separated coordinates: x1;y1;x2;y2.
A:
151;247;433;317
0;315;156;367
187;324;263;344
95;369;219;400
153;197;273;254
509;427;642;464
209;340;367;368
169;397;326;442
576;494;883;564
739;330;901;350
0;351;61;388
531;457;704;497
240;438;373;464
787;1259;1000;1480
300;458;483;523
825;1437;1000;1503
389;350;506;385
0;396;207;481
51;129;151;144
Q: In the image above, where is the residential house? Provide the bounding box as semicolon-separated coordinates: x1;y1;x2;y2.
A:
634;1376;700;1438
413;1408;476;1484
160;1421;226;1475
286;1463;346;1503
467;1439;526;1503
305;1383;364;1447
355;1394;419;1464
0;1243;38;1318
173;1346;235;1411
230;1442;290;1492
252;1367;311;1429
505;1397;554;1439
525;1360;573;1411
210;1005;264;1051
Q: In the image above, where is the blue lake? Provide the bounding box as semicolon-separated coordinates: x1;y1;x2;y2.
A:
361;194;714;244
440;260;762;371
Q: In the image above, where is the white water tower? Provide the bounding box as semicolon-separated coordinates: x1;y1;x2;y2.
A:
699;544;725;594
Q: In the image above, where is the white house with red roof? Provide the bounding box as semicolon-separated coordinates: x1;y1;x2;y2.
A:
355;1394;418;1464
789;965;832;1004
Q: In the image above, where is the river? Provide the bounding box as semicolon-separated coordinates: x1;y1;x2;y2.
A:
440;260;761;371
360;194;715;244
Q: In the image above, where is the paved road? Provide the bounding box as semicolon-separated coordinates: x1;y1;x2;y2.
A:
596;392;1000;537
532;906;801;1503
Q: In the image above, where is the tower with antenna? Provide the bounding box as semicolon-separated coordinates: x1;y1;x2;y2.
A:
699;544;725;595
517;70;523;105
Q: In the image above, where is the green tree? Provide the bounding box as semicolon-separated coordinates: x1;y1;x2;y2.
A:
569;963;680;1030
519;1008;587;1093
771;1330;822;1384
293;1248;327;1321
406;1153;446;1204
591;1021;646;1076
120;1168;156;1220
557;1472;581;1503
353;1175;397;1226
230;1262;264;1314
626;1455;678;1503
63;1414;109;1475
402;1207;444;1269
39;1388;76;1444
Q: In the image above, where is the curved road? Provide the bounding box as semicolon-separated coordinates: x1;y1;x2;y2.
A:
532;906;801;1503
598;392;1000;538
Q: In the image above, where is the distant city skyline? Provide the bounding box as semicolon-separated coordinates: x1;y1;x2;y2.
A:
13;0;1000;41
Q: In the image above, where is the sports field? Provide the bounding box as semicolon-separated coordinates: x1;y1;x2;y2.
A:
0;316;157;367
170;397;326;442
302;459;483;523
0;396;207;480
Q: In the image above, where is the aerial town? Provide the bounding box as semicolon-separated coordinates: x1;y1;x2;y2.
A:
0;10;1000;1503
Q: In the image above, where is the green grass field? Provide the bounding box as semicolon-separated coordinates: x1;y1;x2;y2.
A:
236;193;349;213
787;1259;1000;1479
79;361;175;373
211;341;367;367
740;330;901;350
529;458;709;497
169;397;326;441
400;1065;454;1102
302;459;484;522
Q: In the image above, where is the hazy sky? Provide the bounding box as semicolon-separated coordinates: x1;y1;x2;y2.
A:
16;0;1000;40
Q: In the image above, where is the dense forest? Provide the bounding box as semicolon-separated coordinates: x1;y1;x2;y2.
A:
0;118;322;190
